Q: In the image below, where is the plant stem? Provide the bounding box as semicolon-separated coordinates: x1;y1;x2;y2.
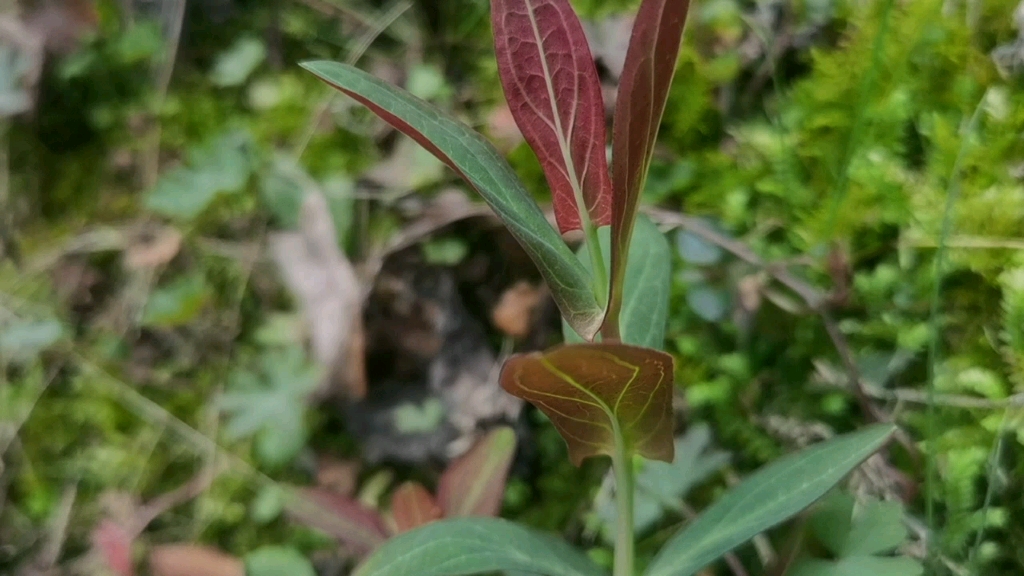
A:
612;428;634;576
584;218;608;307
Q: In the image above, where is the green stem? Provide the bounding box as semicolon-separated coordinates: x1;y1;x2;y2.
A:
612;428;634;576
584;218;608;307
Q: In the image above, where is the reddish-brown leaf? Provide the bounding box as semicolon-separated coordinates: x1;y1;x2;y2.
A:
92;519;135;576
500;343;674;465
492;0;611;234
148;545;244;576
606;0;692;337
389;482;443;534
437;426;517;518
286;487;388;554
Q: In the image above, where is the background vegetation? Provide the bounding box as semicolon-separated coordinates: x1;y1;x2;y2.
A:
2;0;1024;574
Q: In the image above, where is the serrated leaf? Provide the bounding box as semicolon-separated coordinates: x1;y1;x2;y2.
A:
218;347;321;467
491;0;611;233
645;424;897;576
437;426;517;518
564;215;671;348
500;343;674;466
301;60;603;340
244;546;316;576
606;0;692;337
390;482;442;533
353;517;605;576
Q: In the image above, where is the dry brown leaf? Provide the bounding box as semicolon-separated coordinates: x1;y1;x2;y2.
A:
270;192;367;399
148;545;243;576
491;281;546;338
124;226;183;269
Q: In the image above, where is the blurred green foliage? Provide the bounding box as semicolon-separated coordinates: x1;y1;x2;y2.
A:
3;0;1024;573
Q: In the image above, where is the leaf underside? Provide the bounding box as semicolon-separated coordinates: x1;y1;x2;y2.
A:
353;517;605;576
301;61;604;340
606;0;692;335
500;343;674;466
492;0;611;233
644;424;897;576
437;426;518;518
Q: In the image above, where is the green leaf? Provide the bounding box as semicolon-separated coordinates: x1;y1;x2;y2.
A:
811;493;909;557
300;60;603;340
145;131;254;219
211;36;267;87
500;343;674;465
352;517;605;576
245;546;316;576
676;229;723;265
219;347;322;467
788;556;923;576
141;274;211;327
595;424;731;540
0;319;65;362
644;424;897;576
564;215;671;349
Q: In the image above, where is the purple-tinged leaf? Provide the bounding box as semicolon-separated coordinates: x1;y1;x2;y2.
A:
286;487;388;554
389;482;443;534
605;0;692;338
437;426;517;518
492;0;611;234
301;60;604;340
500;343;674;466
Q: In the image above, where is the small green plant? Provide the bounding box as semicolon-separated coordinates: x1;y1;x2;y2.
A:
302;0;897;574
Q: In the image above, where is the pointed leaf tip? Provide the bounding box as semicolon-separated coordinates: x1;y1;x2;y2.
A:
389;482;442;534
500;343;674;466
301;59;604;340
492;0;612;234
438;426;518;518
606;0;692;335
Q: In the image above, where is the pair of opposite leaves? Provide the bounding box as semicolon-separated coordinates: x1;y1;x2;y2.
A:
303;0;693;465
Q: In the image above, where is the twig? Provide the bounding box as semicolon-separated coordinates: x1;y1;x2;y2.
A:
292;0;413;159
130;462;224;535
35;483;78;570
141;0;187;190
645;208;921;460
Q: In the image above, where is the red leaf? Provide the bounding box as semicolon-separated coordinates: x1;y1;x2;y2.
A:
500;343;674;466
286;487;388;554
437;426;517;518
606;0;692;337
492;0;612;233
92;519;135;576
389;482;443;533
148;545;244;576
